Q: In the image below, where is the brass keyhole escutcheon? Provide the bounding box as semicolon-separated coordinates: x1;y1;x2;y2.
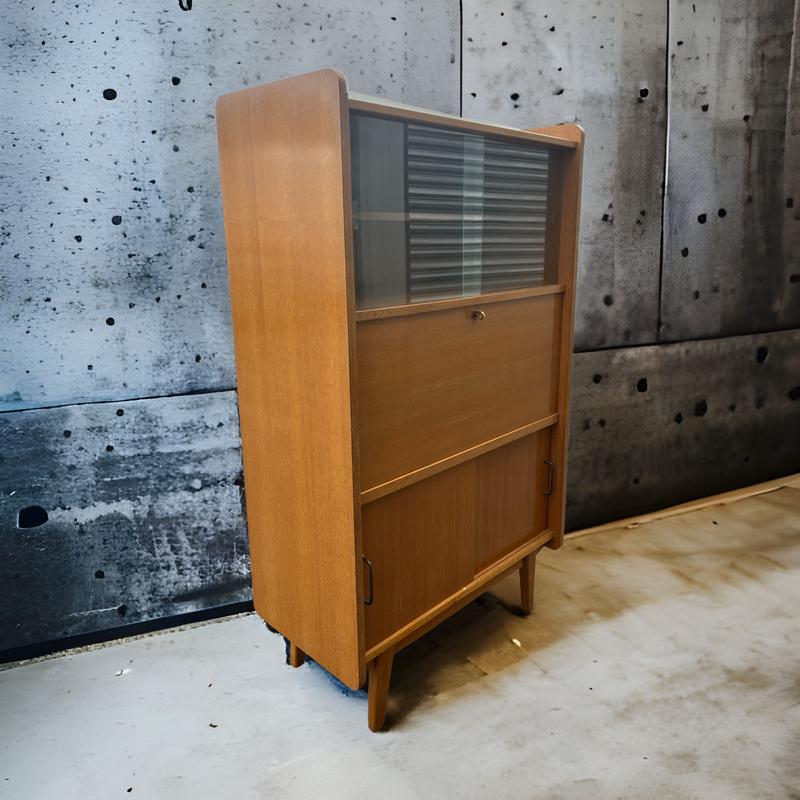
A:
472;310;485;320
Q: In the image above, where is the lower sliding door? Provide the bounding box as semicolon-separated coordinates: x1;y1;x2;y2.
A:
361;429;551;652
473;429;551;573
361;461;477;651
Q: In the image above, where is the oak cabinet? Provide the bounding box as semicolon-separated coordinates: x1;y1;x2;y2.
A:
216;69;584;731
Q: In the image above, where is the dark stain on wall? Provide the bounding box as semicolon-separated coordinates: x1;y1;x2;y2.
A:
660;0;800;341
0;393;249;652
566;328;800;530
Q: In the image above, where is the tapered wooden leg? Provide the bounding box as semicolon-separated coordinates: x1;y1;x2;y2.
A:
368;647;394;732
520;551;537;613
289;642;305;668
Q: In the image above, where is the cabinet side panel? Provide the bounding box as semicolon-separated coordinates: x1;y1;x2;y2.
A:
525;125;585;548
216;70;364;689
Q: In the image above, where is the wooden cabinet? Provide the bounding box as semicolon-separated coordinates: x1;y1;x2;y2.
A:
216;69;584;731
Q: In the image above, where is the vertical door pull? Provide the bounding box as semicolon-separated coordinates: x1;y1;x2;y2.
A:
543;460;555;496
362;554;374;605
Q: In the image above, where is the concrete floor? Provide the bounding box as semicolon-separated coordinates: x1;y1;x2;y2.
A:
3;480;800;799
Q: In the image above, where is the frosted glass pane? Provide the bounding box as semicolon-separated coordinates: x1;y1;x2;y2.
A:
351;113;562;309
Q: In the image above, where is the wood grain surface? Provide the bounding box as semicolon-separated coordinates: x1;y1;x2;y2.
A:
357;293;562;491
473;430;551;573
355;284;565;321
361;461;476;651
525;124;585;549
365;528;554;662
216;69;365;689
360;413;559;505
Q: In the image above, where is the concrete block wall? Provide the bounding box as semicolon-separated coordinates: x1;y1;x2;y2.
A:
1;0;798;652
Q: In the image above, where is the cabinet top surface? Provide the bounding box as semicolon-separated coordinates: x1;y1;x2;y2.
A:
349;93;578;150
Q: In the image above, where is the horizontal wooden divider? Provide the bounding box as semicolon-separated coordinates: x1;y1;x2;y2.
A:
355;284;565;322
360;413;560;504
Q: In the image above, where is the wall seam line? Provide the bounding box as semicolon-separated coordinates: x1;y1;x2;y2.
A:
0;386;238;416
656;0;673;343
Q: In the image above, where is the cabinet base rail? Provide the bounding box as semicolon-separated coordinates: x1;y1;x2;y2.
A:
366;528;552;663
285;531;550;732
362;535;548;730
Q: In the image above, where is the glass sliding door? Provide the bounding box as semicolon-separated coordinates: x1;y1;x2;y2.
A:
350;112;563;310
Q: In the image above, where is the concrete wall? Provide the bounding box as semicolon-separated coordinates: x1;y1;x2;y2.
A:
2;0;798;652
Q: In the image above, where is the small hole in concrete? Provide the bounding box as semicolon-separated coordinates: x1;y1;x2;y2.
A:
637;378;648;393
698;213;707;224
118;604;128;616
789;386;800;401
510;92;520;101
756;346;768;364
63;430;72;437
701;104;709;112
103;88;117;100
95;570;105;579
172;76;181;85
106;317;115;326
718;208;726;217
633;478;640;485
18;506;48;528
674;413;683;424
681;247;689;257
694;290;700;299
695;400;708;417
593;374;602;384
106;445;114;452
116;409;124;416
603;295;613;306
639;88;649;98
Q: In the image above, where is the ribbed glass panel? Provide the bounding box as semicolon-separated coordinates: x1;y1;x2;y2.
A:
350;113;561;309
406;125;550;302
